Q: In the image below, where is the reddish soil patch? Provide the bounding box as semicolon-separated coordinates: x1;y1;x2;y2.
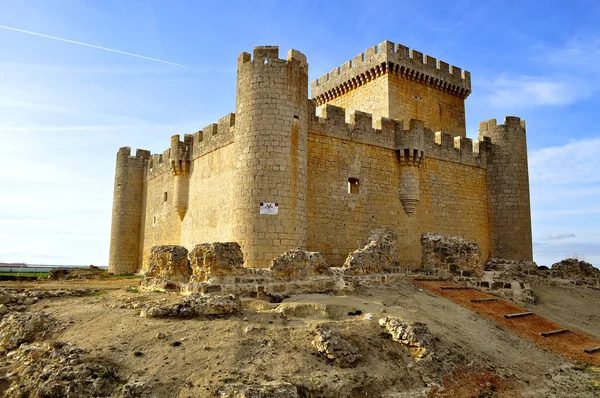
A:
429;369;516;398
415;280;600;365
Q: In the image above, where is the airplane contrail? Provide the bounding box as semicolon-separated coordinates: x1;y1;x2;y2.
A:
0;24;186;67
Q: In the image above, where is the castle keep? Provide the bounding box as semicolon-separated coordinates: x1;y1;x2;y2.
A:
108;40;533;274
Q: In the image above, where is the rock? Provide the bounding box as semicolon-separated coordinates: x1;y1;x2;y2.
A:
3;341;121;397
145;245;191;283
0;304;8;316
269;249;330;280
311;324;360;367
120;382;155;398
47;268;70;280
484;258;538;272
0;312;56;350
342;228;399;275
217;381;299;397
189;242;244;282
379;316;433;358
551;258;599;279
140;294;240;318
421;232;482;276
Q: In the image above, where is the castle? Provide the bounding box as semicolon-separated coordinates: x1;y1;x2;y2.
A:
108;40;533;274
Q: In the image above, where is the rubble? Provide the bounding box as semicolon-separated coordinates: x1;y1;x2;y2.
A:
145;245;191;283
140;293;240;318
343;228;399;275
484;258;537;272
269;249;330;280
3;341;122;397
421;232;482;276
190;242;245;281
379;316;433;358
0;312;57;350
311;324;361;367
0;287;100;313
217;381;299;398
551;258;600;279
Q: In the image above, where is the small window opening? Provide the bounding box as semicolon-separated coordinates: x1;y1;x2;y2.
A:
348;178;360;194
263;57;269;65
153;216;157;224
293;114;299;120
163;192;168;202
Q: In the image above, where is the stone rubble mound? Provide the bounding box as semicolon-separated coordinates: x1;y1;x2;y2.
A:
0;288;100;313
217;381;299;398
145;245;191;283
0;312;57;350
484;258;538;272
269;249;330;280
421;232;482;275
379;316;433;358
551;258;600;279
343;228;399;275
190;242;245;281
140;293;240;318
311;324;361;367
3;341;126;398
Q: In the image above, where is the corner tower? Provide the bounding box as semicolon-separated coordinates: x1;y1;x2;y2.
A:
480;117;533;261
233;46;309;267
108;147;149;274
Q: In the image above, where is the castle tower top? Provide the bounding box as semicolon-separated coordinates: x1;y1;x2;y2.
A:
310;40;471;137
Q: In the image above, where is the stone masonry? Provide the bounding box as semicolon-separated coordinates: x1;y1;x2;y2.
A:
108;40;533;274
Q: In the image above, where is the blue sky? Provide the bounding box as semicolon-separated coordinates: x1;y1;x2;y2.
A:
1;0;599;267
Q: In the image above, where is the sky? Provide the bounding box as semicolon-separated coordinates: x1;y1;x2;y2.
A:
0;0;599;267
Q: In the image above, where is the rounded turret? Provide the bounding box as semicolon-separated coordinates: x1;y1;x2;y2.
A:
479;117;532;261
233;46;309;267
108;147;149;274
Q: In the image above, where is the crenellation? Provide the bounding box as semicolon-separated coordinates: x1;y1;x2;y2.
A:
435;131;454;149
349;110;373;132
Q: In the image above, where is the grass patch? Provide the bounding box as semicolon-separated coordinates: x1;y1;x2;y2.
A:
0;272;48;277
112;274;143;279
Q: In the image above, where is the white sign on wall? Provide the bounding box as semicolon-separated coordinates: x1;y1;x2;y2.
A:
260;202;279;215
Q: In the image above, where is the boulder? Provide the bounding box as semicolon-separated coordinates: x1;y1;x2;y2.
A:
190;242;244;281
0;312;57;351
551;258;599;279
145;245;191;283
269;249;330;280
311;324;360;367
421;232;482;275
140;294;240;318
342;228;399;275
379;316;433;358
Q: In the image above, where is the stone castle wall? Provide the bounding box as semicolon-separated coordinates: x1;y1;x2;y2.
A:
108;41;532;274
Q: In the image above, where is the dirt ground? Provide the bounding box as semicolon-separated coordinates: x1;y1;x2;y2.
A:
1;277;599;397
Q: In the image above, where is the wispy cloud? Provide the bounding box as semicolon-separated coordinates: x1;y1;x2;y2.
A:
0;25;186;67
484;76;588;107
542;233;575;240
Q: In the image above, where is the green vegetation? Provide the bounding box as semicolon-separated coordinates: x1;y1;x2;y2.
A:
0;272;48;278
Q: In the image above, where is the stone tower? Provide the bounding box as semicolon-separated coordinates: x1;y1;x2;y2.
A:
479;117;533;261
108;147;149;274
233;46;309;267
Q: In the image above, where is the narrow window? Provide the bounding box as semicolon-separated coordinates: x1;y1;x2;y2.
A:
153;216;157;224
163;192;168;202
348;178;360;194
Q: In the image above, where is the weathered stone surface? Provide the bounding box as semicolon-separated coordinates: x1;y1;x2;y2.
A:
379;316;433;358
0;304;8;316
190;242;244;281
217;381;299;398
551;258;600;279
145;245;191;283
342;228;399;275
484;258;537;272
47;268;70;280
311;324;360;367
0;312;57;350
140;294;240;318
421;232;482;275
3;341;121;397
269;249;330;280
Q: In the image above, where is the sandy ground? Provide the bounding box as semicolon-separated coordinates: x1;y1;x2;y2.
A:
1;278;600;397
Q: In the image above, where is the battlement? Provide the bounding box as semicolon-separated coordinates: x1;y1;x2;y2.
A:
238;46;307;68
311;40;471;105
478;117;527;145
309;104;486;168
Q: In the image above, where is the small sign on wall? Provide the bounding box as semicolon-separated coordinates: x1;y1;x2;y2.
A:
260;202;279;215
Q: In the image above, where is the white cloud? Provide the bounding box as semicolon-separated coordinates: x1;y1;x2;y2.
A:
485;76;588;107
542;233;575;240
